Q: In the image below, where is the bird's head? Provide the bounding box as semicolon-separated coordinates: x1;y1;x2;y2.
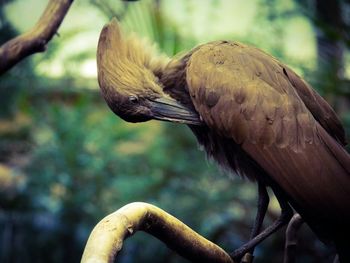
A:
97;18;202;125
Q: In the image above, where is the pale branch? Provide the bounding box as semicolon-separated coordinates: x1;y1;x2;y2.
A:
283;213;304;263
81;202;235;263
0;0;74;75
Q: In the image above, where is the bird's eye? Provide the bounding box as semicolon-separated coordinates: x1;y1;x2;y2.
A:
129;96;139;104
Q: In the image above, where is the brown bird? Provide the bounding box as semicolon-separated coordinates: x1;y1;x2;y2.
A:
97;19;350;262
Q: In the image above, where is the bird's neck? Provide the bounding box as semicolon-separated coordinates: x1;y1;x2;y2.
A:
160;53;195;107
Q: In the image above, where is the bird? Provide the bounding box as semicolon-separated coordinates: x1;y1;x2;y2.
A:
96;18;350;262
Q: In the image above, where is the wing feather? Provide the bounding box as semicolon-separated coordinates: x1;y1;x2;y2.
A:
186;41;313;150
282;66;347;146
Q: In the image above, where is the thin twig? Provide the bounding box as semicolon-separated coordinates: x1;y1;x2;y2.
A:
0;0;74;75
81;202;235;263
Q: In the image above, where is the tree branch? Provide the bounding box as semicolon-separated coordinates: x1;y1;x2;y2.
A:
81;202;235;263
0;0;74;75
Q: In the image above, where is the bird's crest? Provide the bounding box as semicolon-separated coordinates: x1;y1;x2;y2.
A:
97;18;169;75
97;18;169;96
97;18;125;82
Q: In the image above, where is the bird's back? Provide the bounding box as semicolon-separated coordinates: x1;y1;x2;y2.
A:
175;41;350;244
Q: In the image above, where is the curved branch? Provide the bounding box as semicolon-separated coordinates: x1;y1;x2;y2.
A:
81;202;235;263
0;0;74;75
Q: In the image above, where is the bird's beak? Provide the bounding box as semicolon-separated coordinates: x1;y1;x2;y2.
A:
149;97;203;125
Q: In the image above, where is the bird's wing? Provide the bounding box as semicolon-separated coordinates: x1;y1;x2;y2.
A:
281;65;347;146
186;41;350;239
186;41;319;150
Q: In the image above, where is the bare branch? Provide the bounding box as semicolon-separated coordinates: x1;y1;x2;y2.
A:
0;0;74;75
283;213;304;263
81;202;235;263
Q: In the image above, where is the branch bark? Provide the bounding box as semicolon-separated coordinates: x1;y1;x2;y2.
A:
0;0;74;75
81;202;235;263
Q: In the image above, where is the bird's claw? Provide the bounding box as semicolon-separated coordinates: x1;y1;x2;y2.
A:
240;253;254;263
230;250;254;263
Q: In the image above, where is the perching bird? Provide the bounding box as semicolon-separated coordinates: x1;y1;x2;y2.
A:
97;19;350;262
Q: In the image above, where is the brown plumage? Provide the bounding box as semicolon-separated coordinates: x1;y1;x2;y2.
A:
97;19;350;261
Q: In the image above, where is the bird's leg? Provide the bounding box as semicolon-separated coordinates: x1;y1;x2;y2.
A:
230;181;269;262
249;181;270;244
230;187;293;261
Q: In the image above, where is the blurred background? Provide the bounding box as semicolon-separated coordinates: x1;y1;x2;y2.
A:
0;0;349;262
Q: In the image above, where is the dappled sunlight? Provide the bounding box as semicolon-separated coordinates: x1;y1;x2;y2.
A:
5;0;321;79
283;16;316;62
80;59;97;78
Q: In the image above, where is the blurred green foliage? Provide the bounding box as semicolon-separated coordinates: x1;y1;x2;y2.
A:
0;0;349;262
